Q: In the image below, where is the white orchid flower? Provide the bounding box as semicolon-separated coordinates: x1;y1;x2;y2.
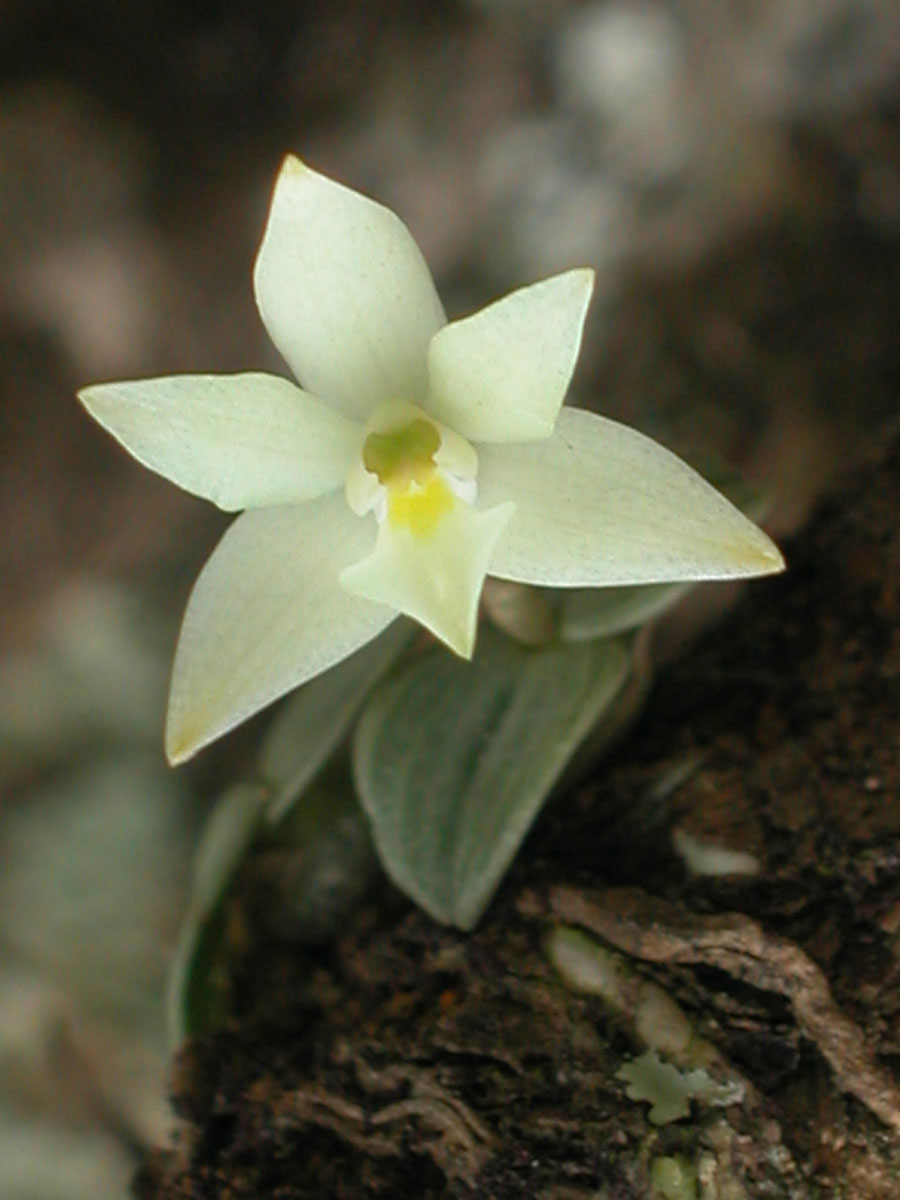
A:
79;156;783;764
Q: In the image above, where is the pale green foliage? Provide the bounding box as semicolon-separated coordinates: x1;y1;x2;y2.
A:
354;632;630;928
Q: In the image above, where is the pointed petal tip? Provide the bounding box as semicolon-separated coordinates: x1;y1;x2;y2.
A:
572;265;596;297
77;382;106;414
553;266;595;316
442;621;477;661
754;535;786;575
165;701;251;766
276;154;318;187
717;527;785;580
164;728;195;768
165;708;210;766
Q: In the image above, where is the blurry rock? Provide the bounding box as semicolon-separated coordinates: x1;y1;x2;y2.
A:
555;0;688;181
0;85;141;271
0;1109;133;1200
0;580;169;781
0;757;188;1028
0;755;192;1170
11;226;167;378
737;0;900;118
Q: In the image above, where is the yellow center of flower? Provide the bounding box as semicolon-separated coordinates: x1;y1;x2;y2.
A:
386;474;455;537
362;418;454;538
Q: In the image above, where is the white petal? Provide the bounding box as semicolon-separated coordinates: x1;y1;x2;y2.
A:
165;495;394;763
479;407;785;586
340;497;515;658
425;269;594;443
79;373;360;511
253;156;446;420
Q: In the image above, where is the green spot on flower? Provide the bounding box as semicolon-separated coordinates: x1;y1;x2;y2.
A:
363;418;440;492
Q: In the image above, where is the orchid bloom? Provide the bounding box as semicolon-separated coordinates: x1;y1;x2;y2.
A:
79;156;782;764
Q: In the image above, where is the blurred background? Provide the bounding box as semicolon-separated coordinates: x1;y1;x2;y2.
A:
1;1;899;1196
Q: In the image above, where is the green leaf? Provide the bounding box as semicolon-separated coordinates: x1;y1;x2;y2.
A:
481;579;556;646
261;619;413;824
559;581;690;642
353;631;630;929
165;783;268;1046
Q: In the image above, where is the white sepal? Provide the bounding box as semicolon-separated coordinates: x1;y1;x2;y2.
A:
480;407;784;586
425;269;594;443
79;373;360;511
253;156;446;420
165;494;395;763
